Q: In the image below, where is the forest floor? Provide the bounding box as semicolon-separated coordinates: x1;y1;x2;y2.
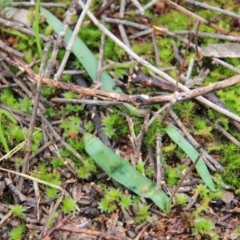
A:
1;0;240;239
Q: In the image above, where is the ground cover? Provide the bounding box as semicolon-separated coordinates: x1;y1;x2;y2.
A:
0;0;240;239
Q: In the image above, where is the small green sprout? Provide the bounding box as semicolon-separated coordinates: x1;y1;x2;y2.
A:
192;217;215;236
47;211;58;227
175;194;188;206
196;184;209;198
166;168;178;186
98;197;117;213
10;205;26;218
51;157;65;168
98;188;133;213
77;157;97;179
234;226;240;233
107;188;122;201
9;224;26;240
134;204;152;223
136;161;145;174
16;158;24;167
102;112;128;139
77;166;91;179
119;195;132;209
60;116;81;137
62;197;76;214
84;121;94;132
31;163;61;197
45;187;58;198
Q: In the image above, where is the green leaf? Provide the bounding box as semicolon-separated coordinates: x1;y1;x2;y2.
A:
41;8;149;117
84;133;169;212
41;7;121;93
164;125;215;190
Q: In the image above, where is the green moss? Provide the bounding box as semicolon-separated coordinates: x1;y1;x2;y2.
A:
153;10;192;31
144;118;163;146
79;25;101;49
9;224;26;240
104;39;126;61
98;188;128;213
62;197;76;214
102;111;128;139
31;163;61;197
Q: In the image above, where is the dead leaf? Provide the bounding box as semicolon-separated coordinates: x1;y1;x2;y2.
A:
200;43;240;58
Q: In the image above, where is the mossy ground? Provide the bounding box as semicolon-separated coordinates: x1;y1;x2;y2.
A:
0;1;240;239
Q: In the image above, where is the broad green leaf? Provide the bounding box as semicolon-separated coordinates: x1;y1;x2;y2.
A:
84;133;169;212
165;125;215;190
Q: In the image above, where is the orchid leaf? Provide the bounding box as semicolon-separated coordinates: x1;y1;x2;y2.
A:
41;8;149;117
165;125;215;191
84;133;169;212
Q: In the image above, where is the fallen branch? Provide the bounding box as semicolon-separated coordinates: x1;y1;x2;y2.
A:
14;56;240;107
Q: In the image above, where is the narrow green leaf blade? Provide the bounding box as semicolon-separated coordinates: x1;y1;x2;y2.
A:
165;125;215;190
84;133;169;212
41;8;148;117
41;7;122;93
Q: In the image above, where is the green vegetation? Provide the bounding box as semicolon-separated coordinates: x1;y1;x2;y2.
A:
9;224;26;240
192;217;216;238
10;205;26;218
31;163;61;198
100;188;133;211
61;197;76;214
134;204;152;223
102;111;128;139
1;0;240;238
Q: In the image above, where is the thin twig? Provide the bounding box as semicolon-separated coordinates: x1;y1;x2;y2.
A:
104;17;148;30
94;0;115;18
212;58;240;74
174;30;240;41
51;97;123;106
206;119;240;148
169;152;203;206
40;114;85;162
46;224;123;240
156;134;163;191
129;28;153;39
152;32;161;68
0;17;50;41
185;0;240;19
134;223;151;240
54;0;91;80
17;42;50;191
135;0;158;14
131;0;144;14
119;0;126;18
44;1;78;77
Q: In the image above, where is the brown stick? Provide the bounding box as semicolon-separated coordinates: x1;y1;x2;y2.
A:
58;226;123;240
94;0;115;18
13;56;240;106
